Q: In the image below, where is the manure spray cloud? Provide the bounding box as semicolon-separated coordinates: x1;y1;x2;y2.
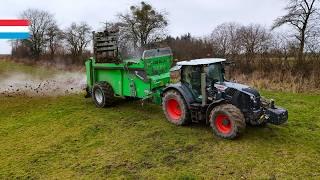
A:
0;71;86;97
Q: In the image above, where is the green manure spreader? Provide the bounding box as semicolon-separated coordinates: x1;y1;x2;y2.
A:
85;29;288;140
85;47;173;106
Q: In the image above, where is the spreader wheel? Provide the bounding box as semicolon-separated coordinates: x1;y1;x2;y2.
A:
92;82;115;108
209;104;246;139
162;90;190;126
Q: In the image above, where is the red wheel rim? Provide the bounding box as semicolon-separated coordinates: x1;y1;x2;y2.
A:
166;99;182;121
215;114;232;134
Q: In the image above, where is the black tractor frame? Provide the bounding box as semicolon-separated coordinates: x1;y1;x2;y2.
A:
161;59;288;139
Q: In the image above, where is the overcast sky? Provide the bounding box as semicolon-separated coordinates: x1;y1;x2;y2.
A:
0;0;288;54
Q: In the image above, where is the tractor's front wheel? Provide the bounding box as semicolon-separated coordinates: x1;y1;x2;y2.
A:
162;90;190;126
92;82;115;108
209;104;246;139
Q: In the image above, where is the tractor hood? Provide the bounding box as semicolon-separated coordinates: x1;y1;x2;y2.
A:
215;82;260;98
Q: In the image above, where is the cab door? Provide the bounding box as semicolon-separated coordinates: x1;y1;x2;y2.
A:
181;66;202;102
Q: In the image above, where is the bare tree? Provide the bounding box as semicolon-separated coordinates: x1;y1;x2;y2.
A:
11;39;32;58
211;22;241;58
238;24;271;58
64;22;92;59
211;24;229;57
166;33;215;61
270;32;292;60
118;1;168;50
305;25;320;53
272;0;319;63
46;23;63;59
20;8;55;59
305;27;320;66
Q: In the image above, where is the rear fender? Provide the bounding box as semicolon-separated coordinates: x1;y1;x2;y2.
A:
161;83;195;108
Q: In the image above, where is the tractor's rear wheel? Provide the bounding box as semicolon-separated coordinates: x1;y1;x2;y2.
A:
162;90;190;126
209;104;246;139
92;82;115;108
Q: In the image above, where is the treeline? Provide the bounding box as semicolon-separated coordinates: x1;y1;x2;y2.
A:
166;22;320;75
11;1;320;91
164;23;320;91
12;9;92;64
12;2;169;65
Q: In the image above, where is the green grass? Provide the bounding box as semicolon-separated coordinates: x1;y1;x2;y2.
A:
1;92;320;179
1;60;320;179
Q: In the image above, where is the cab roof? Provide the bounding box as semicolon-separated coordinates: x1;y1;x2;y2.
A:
177;58;226;66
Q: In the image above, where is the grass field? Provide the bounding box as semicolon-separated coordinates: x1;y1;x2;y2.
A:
1;60;320;179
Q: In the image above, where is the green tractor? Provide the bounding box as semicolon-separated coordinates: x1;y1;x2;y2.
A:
85;29;288;140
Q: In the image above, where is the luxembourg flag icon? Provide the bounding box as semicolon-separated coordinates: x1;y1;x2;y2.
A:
0;19;30;39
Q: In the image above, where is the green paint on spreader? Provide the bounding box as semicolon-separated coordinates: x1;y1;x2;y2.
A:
85;48;173;104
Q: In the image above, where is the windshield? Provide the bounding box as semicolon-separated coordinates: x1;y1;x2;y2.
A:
205;64;224;83
142;47;172;59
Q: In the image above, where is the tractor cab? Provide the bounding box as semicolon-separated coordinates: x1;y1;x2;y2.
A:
170;58;227;103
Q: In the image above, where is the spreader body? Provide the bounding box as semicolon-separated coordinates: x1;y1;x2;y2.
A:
85;48;173;104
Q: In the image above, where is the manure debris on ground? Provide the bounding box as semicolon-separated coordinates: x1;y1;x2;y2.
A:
0;72;86;97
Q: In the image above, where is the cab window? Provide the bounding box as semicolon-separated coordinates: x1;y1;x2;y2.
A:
182;66;201;99
205;64;224;83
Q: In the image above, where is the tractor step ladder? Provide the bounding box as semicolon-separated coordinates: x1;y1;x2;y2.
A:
191;111;199;123
190;103;202;123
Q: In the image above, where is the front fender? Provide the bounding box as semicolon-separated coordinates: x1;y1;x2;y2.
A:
205;99;227;124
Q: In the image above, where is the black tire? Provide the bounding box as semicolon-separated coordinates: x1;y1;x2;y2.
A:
209;104;246;140
92;82;115;108
162;90;190;126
